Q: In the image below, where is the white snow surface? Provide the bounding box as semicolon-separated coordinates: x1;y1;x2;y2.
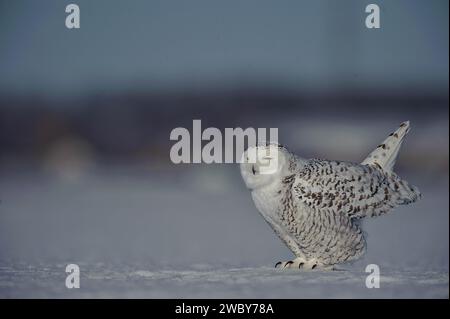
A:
0;166;448;298
0;262;447;298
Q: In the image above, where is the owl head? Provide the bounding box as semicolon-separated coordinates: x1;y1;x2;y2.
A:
240;143;292;190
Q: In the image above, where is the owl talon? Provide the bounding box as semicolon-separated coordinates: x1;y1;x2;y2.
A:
275;258;323;270
275;261;294;269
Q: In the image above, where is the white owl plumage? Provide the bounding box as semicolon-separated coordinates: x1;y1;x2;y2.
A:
240;121;421;270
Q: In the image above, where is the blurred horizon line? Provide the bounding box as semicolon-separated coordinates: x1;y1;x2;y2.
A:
0;85;448;110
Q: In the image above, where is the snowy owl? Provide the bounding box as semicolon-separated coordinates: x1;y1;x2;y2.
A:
240;121;421;270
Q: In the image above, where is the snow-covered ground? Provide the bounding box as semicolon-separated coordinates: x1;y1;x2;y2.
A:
0;262;447;298
0;164;448;298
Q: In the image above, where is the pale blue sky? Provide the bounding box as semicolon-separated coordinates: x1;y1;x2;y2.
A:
0;0;448;97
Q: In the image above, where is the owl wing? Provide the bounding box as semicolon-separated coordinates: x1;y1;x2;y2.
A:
291;159;420;219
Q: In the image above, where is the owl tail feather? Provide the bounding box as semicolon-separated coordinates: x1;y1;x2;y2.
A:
362;121;421;203
361;121;411;173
